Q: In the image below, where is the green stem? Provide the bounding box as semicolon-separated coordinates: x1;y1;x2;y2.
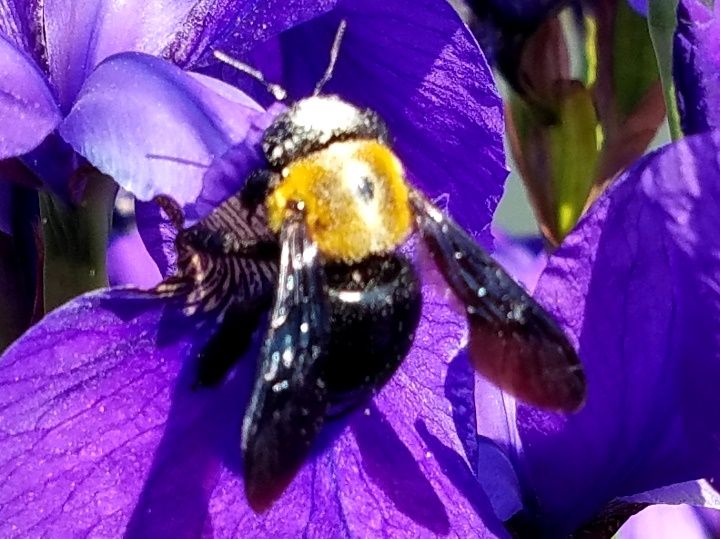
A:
40;168;117;312
648;0;683;140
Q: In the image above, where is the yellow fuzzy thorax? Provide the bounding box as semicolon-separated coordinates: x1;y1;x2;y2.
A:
266;140;412;263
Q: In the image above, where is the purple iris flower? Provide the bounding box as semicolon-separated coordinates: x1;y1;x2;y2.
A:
0;0;335;198
0;0;512;536
472;130;720;536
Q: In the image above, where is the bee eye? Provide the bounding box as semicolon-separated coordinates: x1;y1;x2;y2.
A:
357;175;375;201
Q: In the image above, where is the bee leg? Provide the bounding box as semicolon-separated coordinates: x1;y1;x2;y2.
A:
194;300;268;388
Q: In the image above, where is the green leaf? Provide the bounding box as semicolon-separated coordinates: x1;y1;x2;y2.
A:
41;169;116;311
614;1;660;118
648;0;682;140
549;84;600;238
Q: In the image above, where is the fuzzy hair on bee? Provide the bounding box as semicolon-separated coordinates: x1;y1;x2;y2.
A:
151;21;586;513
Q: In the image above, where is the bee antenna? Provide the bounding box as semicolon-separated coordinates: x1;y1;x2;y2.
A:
313;19;347;96
213;50;288;101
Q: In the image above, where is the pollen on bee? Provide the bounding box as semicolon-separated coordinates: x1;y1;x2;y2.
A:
266;139;413;263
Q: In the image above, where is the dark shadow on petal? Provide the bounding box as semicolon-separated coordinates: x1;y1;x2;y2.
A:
415;419;497;522
352;404;450;535
444;350;478;465
124;315;262;537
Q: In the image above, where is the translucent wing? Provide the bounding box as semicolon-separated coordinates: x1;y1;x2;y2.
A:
410;190;586;412
241;208;331;512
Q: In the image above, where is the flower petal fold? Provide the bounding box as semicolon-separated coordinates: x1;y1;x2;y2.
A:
0;264;508;536
274;0;507;247
673;0;720;135
0;34;61;159
41;0;221;109
0;0;39;52
517;130;720;534
134;200;179;279
59;52;272;222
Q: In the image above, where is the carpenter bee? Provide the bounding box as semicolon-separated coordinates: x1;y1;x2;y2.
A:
152;22;586;513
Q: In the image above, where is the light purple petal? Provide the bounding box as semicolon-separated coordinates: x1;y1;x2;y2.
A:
516;130;720;534
59;52;273;222
491;231;547;292
618;505;720;539
0;262;508;535
0;33;61;159
621;480;720;508
674;0;720;134
41;0;238;110
107;227;161;288
268;0;507;248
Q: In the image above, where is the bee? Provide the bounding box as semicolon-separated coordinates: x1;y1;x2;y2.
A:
152;22;586;512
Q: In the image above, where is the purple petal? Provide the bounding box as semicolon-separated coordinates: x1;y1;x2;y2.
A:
107;227;161;288
0;289;217;536
41;0;243;110
618;505;720;538
134;106;285;278
0;33;61;159
0;264;508;535
134;200;179;279
491;230;547;292
271;0;507;248
516;130;720;534
0;0;40;53
673;0;720;135
59;52;273;222
627;0;648;16
164;0;337;67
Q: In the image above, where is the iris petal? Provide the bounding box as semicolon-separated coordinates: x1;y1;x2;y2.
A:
0;34;61;159
517;130;720;534
0;263;507;535
59;52;272;221
274;0;507;247
674;0;720;135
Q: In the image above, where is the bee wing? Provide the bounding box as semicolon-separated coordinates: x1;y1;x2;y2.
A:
148;194;279;386
241;208;331;512
409;190;586;412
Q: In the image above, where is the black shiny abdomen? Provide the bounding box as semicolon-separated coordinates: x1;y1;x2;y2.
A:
322;254;422;416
